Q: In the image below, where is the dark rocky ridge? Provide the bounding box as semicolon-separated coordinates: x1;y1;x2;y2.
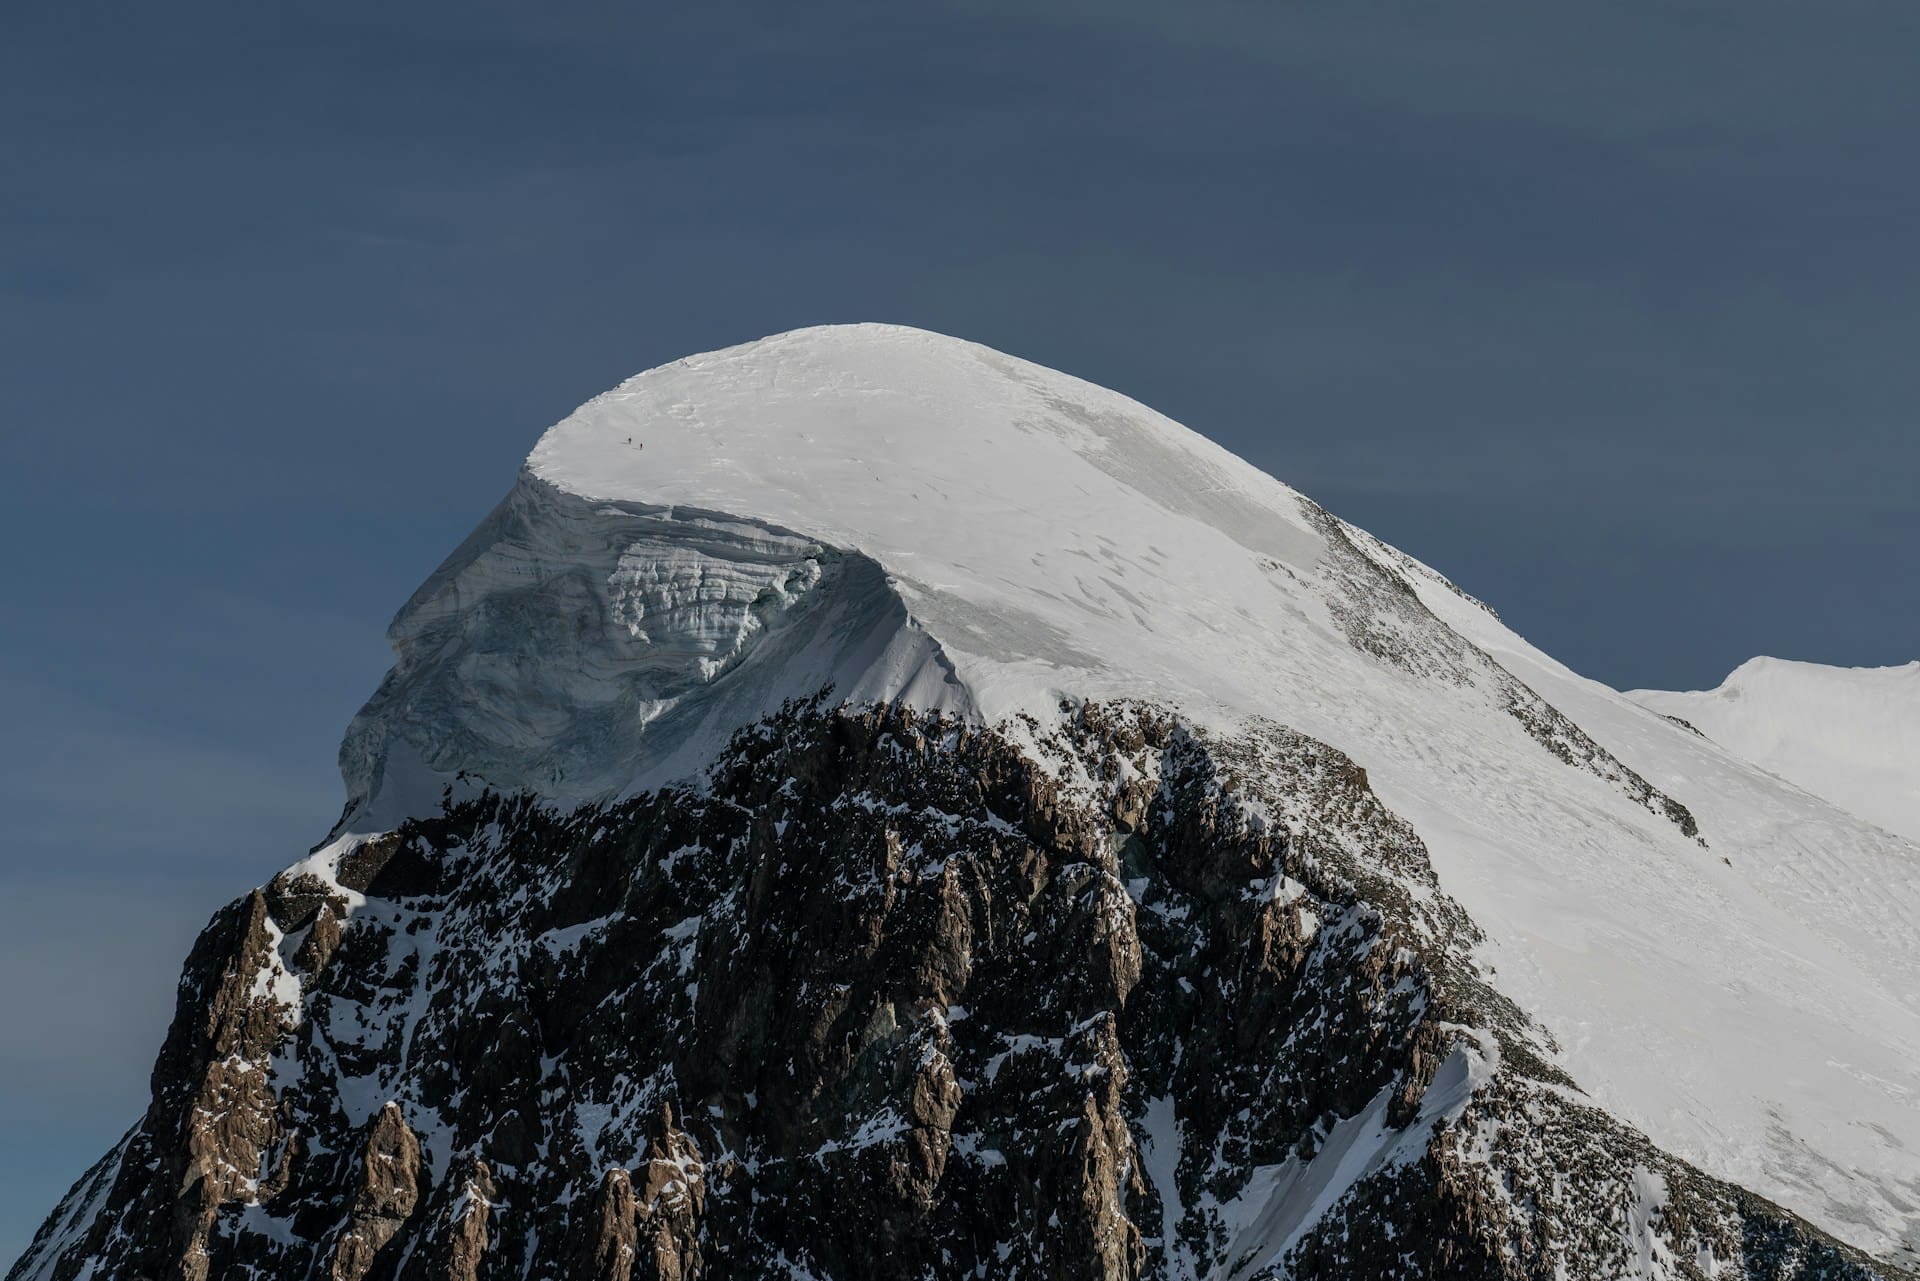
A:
10;700;1901;1280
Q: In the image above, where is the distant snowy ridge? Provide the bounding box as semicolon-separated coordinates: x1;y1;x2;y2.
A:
1631;657;1920;843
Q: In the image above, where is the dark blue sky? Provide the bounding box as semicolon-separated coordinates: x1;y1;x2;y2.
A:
4;2;1917;1263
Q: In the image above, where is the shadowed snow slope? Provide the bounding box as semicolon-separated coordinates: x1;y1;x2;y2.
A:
1631;658;1920;844
342;323;1920;1257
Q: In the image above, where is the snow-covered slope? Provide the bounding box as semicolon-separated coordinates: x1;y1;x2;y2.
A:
1630;658;1920;843
335;323;1920;1260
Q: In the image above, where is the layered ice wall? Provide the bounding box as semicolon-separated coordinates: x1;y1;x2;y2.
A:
339;473;965;819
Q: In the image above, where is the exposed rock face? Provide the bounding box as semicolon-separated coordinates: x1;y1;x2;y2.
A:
576;1167;642;1281
633;1106;704;1281
21;888;301;1281
9;701;1904;1280
328;1103;424;1281
432;1157;496;1281
167;891;293;1281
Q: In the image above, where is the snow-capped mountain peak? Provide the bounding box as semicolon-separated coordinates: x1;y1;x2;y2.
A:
17;325;1919;1281
330;325;1920;1262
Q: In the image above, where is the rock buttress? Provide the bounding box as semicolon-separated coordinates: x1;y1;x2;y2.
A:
10;701;1905;1281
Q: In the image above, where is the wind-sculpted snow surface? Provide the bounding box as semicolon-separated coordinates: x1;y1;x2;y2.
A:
15;324;1920;1278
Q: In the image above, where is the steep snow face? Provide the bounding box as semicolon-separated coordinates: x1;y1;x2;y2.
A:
342;323;1920;1257
1630;658;1920;843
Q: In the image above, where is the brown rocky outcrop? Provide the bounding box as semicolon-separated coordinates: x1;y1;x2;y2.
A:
49;887;299;1281
328;1102;424;1281
575;1167;641;1281
435;1158;496;1281
634;1105;704;1281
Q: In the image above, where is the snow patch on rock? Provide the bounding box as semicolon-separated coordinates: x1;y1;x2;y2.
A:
1214;1033;1498;1280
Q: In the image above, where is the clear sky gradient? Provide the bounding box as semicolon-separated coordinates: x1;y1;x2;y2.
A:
4;2;1917;1265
